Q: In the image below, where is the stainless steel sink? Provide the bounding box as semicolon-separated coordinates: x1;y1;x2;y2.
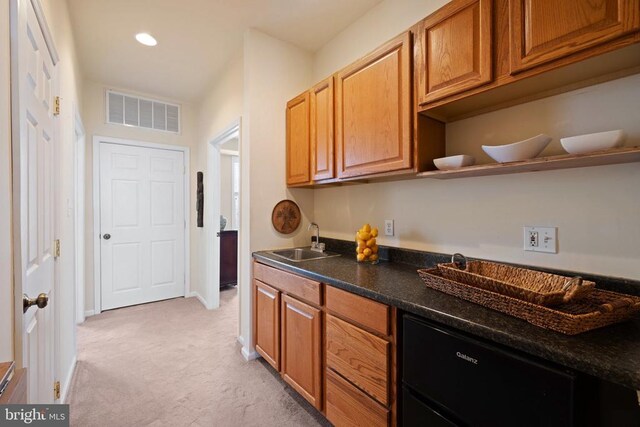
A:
270;247;341;262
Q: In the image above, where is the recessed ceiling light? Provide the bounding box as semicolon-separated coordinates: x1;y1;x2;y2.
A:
135;33;157;47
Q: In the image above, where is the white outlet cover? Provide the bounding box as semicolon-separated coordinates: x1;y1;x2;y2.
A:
524;226;557;253
384;219;394;236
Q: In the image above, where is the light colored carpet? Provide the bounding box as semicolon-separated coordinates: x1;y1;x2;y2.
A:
68;287;329;427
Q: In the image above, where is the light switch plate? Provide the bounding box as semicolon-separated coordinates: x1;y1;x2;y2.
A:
524;226;557;253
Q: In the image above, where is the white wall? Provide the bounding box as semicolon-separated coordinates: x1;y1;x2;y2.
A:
83;80;198;313
313;0;448;82
193;53;244;307
312;0;640;280
0;1;13;362
241;29;314;354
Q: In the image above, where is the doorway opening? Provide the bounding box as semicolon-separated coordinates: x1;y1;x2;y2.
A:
206;120;241;310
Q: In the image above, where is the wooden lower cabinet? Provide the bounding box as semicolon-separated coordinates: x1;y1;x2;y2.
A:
326;368;390;427
326;314;390;405
254;280;280;370
281;294;323;409
253;262;396;425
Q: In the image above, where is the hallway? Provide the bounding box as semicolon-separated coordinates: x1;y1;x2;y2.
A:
67;289;327;426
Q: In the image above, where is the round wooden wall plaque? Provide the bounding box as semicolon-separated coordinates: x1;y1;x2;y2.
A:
271;200;301;234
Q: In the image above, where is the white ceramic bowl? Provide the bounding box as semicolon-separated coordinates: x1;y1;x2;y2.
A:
433;155;475;170
482;134;552;163
560;130;626;155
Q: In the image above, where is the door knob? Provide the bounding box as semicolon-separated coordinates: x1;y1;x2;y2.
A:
103;233;111;240
23;293;49;313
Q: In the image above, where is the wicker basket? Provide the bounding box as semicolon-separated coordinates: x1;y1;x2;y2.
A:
438;258;595;306
418;268;640;335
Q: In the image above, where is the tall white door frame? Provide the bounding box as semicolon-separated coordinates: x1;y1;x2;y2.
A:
0;0;14;362
74;108;85;324
205;120;240;310
92;135;190;314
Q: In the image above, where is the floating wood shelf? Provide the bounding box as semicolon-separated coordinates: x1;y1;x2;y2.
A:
418;147;640;180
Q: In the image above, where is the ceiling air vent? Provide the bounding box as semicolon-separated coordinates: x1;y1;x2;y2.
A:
106;89;181;133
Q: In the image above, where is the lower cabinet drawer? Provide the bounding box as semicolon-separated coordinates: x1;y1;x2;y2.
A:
326;314;390;405
325;285;390;336
326;368;389;427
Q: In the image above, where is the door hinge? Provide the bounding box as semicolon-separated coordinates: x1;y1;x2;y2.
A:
54;381;61;400
54;96;61;116
54;239;61;258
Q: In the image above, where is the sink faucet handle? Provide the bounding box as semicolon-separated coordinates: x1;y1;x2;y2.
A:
308;222;318;230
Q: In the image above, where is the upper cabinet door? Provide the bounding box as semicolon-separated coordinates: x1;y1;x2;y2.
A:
509;0;640;73
310;77;335;182
286;92;311;186
336;32;412;179
416;0;493;105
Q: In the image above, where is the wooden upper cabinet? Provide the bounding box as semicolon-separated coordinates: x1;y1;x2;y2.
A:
286;92;311;186
416;0;492;105
509;0;640;73
281;295;322;409
254;280;280;370
336;32;412;179
310;77;335;181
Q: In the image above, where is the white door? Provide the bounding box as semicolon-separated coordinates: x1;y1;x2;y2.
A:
99;143;185;310
11;0;58;403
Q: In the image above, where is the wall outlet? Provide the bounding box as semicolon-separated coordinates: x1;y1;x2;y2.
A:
524;226;557;253
384;219;394;236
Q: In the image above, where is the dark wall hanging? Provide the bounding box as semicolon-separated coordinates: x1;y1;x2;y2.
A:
196;171;204;227
271;199;301;234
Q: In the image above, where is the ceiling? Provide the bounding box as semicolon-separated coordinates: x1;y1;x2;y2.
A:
68;0;383;102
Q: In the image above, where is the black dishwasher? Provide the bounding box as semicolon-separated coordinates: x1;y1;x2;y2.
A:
402;314;577;427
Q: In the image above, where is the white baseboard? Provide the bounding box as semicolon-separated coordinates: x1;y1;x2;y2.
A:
84;310;95;317
241;346;259;361
189;291;208;308
61;356;77;404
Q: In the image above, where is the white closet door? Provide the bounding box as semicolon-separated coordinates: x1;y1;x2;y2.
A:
100;143;185;310
14;0;58;403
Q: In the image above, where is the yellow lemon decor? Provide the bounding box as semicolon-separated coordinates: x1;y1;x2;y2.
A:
355;223;380;264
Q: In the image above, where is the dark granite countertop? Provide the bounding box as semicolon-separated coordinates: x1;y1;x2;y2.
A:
253;248;640;390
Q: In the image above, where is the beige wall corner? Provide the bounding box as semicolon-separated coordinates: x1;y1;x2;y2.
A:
191;52;244;307
240;28;315;352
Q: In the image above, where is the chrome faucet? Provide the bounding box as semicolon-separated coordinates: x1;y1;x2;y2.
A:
308;222;325;252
